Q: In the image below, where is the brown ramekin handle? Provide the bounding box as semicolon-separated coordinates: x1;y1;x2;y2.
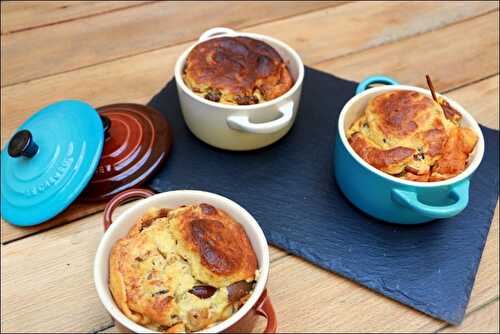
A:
255;289;277;333
103;188;155;231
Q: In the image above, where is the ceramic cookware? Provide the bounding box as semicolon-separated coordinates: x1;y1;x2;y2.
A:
1;101;171;226
174;27;304;151
334;76;485;224
94;189;277;333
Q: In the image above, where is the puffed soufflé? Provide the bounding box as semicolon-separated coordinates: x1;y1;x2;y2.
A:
109;204;258;333
346;90;478;182
183;36;293;105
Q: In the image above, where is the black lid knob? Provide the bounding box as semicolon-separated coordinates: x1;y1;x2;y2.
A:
101;115;111;139
8;130;39;158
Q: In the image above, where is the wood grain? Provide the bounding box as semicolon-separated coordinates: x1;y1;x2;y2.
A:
0;200;107;244
2;10;498;244
446;75;499;129
2;2;496;86
250;1;498;68
320;11;499;92
439;300;499;333
0;1;150;34
0;1;341;86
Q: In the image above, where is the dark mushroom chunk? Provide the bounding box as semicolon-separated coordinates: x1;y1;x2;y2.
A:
227;280;253;303
158;325;169;331
235;95;258;105
405;166;420;174
205;89;222;102
189;285;217;299
189;281;253;301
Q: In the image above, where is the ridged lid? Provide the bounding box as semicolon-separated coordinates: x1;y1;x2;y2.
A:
79;103;172;201
1;100;104;226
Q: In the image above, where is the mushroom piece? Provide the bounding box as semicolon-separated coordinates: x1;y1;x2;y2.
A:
188;280;253;302
227;280;253;303
188;285;217;299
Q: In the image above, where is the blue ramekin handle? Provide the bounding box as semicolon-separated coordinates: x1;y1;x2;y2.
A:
391;180;470;220
356;75;400;95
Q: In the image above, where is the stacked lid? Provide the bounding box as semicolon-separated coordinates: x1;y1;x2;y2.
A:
1;101;171;227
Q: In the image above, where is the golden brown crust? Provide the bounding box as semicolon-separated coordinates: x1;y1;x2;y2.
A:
183;36;293;105
171;203;257;287
429;127;478;181
369;90;435;139
438;96;462;123
347;90;478;181
108;205;258;332
348;132;415;174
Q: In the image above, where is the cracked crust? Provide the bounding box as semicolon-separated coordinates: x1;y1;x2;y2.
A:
170;204;258;288
183;36;293;105
347;90;478;181
108;205;257;332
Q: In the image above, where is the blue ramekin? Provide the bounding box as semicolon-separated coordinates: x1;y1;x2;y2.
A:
334;76;485;224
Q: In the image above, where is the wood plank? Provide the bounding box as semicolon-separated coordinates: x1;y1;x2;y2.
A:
0;1;342;86
250;1;498;68
0;200;106;244
0;205;286;333
447;75;499;129
0;1;150;34
2;11;498;244
439;300;499;333
2;2;496;87
99;325;119;333
319;11;499;93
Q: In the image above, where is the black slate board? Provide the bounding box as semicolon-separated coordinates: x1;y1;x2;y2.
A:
147;67;499;324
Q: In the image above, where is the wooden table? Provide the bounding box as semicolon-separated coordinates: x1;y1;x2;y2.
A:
1;1;499;332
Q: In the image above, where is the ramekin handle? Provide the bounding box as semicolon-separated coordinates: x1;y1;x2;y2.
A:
254;289;277;333
391;180;470;220
356;75;399;94
226;101;294;134
103;188;155;231
199;27;236;41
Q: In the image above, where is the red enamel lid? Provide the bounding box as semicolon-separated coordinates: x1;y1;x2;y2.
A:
80;103;171;201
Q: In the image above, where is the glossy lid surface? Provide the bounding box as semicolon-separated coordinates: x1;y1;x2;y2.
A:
80;103;171;201
1;100;104;226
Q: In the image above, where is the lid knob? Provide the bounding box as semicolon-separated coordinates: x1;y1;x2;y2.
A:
101;115;111;139
7;130;39;158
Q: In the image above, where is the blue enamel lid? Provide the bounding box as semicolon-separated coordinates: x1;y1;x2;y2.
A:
1;100;104;226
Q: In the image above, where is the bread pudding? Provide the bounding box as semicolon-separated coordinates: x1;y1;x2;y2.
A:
346;90;478;182
109;204;258;332
183;36;293;105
